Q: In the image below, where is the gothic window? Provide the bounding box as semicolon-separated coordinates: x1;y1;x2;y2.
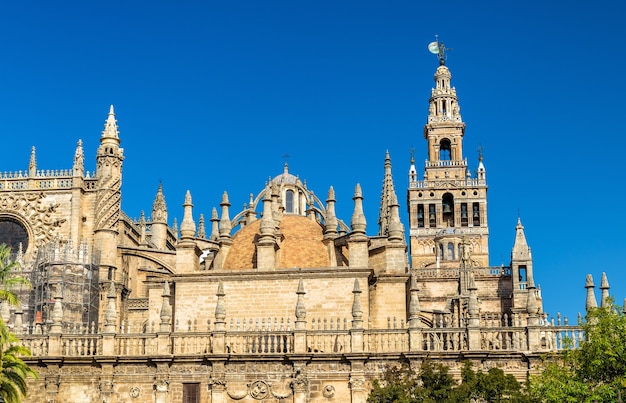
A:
285;190;294;213
447;243;454;260
0;217;29;253
439;139;451;160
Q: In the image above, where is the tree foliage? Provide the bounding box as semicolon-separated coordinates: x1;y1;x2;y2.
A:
0;244;37;402
528;302;626;402
0;244;31;306
0;321;38;403
367;359;526;402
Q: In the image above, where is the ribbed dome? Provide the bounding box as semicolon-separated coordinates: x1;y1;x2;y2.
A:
222;215;330;270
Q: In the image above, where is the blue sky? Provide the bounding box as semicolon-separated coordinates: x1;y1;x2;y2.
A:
1;1;624;322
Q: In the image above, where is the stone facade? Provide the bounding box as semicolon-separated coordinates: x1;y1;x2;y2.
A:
0;60;586;403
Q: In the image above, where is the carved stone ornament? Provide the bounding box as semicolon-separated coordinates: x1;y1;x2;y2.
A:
292;375;308;393
208;377;226;391
129;386;141;398
0;193;65;247
154;380;169;393
249;380;269;400
322;384;336;398
349;376;366;391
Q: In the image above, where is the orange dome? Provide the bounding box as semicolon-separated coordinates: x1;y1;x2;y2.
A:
222;215;330;270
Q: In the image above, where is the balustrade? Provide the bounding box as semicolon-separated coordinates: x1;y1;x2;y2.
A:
12;318;583;358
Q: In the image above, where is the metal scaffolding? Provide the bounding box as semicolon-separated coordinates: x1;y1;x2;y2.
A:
29;240;100;330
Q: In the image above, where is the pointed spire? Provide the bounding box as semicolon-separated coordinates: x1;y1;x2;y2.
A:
350;184;366;235
260;184;275;237
139;211;147;245
214;281;226;330
172;218;179;240
477;146;486;181
408;147;418;185
408;274;421;328
467;273;479;327
210;207;219;240
104;282;117;332
29;146;37;177
351;279;363;329
511;217;531;260
159;281;172;332
600;272;610;308
295;279;307;329
50;290;64;333
179;190;196;240
378;151;395;236
197;214;206;239
101;104;120;143
585;274;597;311
73;139;84;177
387;192;404;241
219;192;232;239
324;186;338;239
152;183;168;223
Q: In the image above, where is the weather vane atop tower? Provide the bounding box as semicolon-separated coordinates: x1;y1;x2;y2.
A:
428;36;452;66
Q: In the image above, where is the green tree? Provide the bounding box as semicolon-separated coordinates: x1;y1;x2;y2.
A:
367;359;526;402
0;244;31;306
0;244;37;402
453;361;526;402
528;302;626;402
367;363;419;403
0;321;38;403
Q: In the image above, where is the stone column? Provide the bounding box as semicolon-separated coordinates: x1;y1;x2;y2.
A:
294;279;307;354
292;363;309;403
349;374;367;403
466;273;481;350
350;279;364;353
408;274;422;351
209;361;227;403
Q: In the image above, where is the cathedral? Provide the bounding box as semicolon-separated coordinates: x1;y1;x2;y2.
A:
0;52;589;402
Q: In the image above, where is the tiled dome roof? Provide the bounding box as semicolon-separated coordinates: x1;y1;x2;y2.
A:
222;215;330;270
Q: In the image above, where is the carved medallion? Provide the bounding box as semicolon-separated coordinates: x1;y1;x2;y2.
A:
129;386;140;398
322;384;336;398
249;380;269;400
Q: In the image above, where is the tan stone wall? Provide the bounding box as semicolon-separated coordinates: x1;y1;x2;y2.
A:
369;277;408;328
173;274;370;330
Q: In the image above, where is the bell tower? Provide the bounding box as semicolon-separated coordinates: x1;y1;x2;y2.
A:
408;42;489;269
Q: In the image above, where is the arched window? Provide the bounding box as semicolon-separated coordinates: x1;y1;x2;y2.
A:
0;217;29;252
447;243;454;260
442;193;454;227
285;190;294;213
439;139;451;160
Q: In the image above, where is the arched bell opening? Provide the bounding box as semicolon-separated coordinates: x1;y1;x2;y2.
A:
439;138;452;161
442;193;454;227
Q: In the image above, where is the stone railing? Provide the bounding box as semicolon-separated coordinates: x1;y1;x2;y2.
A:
413;266;511;280
0;170;96;191
421;328;468;351
424;159;468;168
14;316;583;358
